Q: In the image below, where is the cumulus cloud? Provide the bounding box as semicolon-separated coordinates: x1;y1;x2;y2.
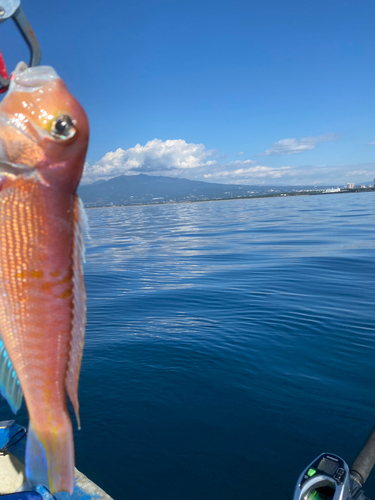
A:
257;133;337;156
83;139;213;183
83;139;292;185
82;138;375;186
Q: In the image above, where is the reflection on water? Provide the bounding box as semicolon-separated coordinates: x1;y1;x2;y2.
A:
0;192;374;499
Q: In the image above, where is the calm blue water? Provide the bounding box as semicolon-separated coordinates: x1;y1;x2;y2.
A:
1;192;375;499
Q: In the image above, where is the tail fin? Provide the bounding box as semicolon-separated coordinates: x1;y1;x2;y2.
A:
25;419;75;494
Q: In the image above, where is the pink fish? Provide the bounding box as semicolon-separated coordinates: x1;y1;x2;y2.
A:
0;62;89;494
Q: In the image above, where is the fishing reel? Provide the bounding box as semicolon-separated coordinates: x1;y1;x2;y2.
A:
294;426;375;500
293;453;366;500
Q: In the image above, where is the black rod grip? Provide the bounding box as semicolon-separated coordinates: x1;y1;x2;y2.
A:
350;425;375;486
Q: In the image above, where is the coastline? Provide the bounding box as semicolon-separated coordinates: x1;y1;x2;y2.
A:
83;186;375;210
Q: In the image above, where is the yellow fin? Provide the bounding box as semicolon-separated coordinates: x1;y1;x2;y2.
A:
26;419;75;494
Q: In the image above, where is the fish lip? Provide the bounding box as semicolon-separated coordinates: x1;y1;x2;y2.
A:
9;62;59;94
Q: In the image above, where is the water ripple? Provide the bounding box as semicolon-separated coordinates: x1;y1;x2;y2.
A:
2;193;373;499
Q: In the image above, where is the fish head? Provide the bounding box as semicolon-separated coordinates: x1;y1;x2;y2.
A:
0;62;89;192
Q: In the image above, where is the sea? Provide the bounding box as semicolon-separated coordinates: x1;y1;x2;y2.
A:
1;191;374;500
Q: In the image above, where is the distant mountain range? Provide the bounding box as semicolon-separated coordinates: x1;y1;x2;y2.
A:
78;174;337;207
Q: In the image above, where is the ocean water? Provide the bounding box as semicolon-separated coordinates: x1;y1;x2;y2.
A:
1;192;375;499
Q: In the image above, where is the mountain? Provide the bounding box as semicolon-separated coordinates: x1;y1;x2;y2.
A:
77;174;289;207
78;173;332;207
79;174;255;206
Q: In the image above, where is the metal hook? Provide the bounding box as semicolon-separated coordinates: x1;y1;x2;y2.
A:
0;1;42;90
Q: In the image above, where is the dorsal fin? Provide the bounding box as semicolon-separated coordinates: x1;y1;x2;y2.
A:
66;195;88;429
0;337;23;413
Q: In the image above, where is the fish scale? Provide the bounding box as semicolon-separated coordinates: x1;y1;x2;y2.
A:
0;180;73;408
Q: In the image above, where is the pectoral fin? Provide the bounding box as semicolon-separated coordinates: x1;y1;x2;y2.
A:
66;195;88;429
0;336;23;413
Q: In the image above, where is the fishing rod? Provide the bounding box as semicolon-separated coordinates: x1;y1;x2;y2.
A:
294;425;375;500
0;0;41;92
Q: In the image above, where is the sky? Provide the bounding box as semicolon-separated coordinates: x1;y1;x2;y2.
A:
1;0;375;186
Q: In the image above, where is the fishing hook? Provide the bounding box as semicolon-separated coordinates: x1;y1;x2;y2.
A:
0;0;42;91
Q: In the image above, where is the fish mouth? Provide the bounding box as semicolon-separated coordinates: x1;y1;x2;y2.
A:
0;159;33;176
0;62;61;146
0;134;33;176
0;115;34;176
0;63;60;177
9;62;59;94
0;109;40;144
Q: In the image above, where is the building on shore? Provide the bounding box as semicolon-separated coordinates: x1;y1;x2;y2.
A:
347;183;355;189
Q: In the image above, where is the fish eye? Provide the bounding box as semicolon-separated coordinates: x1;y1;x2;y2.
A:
51;114;76;140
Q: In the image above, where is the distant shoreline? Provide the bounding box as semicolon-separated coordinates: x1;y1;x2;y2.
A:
84;186;375;210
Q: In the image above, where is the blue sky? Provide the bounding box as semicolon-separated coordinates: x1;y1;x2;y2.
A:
1;0;375;185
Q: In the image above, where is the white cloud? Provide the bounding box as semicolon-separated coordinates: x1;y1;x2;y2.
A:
84;139;259;184
83;138;375;186
346;169;375;176
83;139;214;183
83;139;292;185
237;151;244;155
370;141;375;145
257;133;336;156
201;162;375;186
204;165;292;180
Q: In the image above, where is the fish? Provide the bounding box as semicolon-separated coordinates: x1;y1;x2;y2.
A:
0;62;89;494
